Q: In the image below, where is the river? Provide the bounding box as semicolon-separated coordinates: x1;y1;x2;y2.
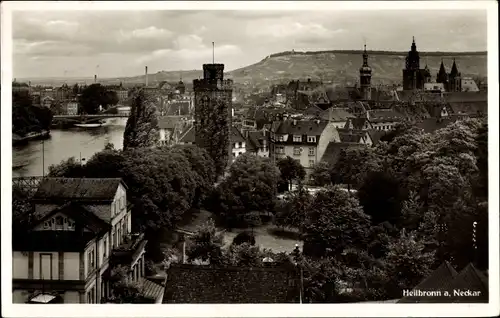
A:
12;118;127;177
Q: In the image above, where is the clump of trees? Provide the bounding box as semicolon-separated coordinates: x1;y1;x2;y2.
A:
277;156;306;191
78;83;119;115
47;144;216;261
12;90;53;136
209;153;279;227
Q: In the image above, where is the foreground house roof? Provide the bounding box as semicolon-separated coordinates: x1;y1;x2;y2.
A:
397;262;488;303
320;142;367;166
33;178;124;203
163;264;298;303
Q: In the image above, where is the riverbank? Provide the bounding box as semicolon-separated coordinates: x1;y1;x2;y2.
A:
12;130;51;146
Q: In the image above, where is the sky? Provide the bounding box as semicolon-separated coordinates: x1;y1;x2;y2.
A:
12;9;487;78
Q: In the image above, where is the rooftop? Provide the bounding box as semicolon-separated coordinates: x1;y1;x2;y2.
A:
33;178;124;203
272;119;328;136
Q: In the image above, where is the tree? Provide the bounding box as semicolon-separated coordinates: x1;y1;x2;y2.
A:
186;219;225;265
302;186;371;258
232;231;256;246
78;84;117;114
274;186;312;231
170;145;216;208
277;156;306;190
108;265;148;303
227;243;262;267
12;91;53;136
123;89;159;149
383;230;435;297
309;161;332;187
215;153;279;227
47;157;85;177
332;146;382;189
357;170;404;225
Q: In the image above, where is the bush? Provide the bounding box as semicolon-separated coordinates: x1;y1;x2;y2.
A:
232;231;256;246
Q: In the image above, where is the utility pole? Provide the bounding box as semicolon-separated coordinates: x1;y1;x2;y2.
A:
41;140;45;177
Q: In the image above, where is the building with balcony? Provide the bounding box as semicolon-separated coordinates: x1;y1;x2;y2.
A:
12;178;147;304
270;119;340;175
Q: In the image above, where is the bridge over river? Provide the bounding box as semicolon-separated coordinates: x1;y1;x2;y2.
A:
53;113;130;124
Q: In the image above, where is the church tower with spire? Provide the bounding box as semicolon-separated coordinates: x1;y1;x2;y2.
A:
448;58;462;92
402;37;426;90
359;44;372;101
436;60;449;87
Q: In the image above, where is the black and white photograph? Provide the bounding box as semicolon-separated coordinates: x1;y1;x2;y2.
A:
1;1;498;317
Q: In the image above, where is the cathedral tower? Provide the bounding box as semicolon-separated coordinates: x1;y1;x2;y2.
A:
402;37;425;90
193;63;233;176
436;60;449;87
359;44;372;101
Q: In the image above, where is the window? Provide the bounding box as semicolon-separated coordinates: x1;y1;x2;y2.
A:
44;221;50;229
234;143;239;149
238;142;243;148
276;146;284;154
278;135;284;142
307;136;316;143
88;249;95;269
293;135;302;142
40;253;53;280
309;160;315;168
293;147;301;156
55;216;63;230
103;238;108;258
308;147;315;156
111;204;115;216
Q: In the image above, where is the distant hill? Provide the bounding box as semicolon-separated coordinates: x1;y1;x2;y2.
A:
18;50;487;88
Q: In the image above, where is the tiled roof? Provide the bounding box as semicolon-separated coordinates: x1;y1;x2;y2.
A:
348;118;371;130
246;131;268;152
13;230;97;252
179;125;195;143
320;142;367;166
231;126;246;143
320;108;355;122
397;262;488;303
141;278;165;301
443;91;488;103
398;261;458;303
415;118;455;133
166;101;190;116
367;129;388;145
158;116;183;130
271;119;328;136
337;129;366;143
447;101;488;116
163;264;297;303
33;178;123;202
445;263;489;303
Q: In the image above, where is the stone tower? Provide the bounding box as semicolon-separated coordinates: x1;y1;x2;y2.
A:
359;44;372;101
436;60;449;88
193;63;233;176
402;37;424;90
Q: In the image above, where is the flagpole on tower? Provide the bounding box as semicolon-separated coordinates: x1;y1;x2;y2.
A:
212;42;215;64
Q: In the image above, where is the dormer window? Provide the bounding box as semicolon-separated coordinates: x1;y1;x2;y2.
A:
55;216;63;230
278;135;284;142
307;136;316;143
293;135;302;142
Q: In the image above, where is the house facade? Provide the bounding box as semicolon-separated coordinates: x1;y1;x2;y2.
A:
12;178;147;304
270;119;340;175
246;130;270;158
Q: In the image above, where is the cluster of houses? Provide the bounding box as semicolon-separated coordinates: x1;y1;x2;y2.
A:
157;82;487;181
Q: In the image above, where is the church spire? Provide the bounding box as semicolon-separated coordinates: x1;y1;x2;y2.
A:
450;58;459;76
362;44;369;66
411;36;417;52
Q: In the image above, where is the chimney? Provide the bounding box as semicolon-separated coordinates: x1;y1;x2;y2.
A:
145;66;148;87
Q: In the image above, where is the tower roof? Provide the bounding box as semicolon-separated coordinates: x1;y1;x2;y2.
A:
360;44;371;73
438;60;447;74
450;58;459;76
